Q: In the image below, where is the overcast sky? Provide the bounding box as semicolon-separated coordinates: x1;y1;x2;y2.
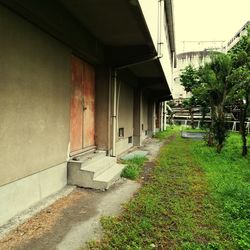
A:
173;0;250;53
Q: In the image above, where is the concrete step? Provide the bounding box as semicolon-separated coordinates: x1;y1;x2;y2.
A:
93;164;125;190
67;153;124;190
69;150;106;163
69;145;97;158
81;156;117;178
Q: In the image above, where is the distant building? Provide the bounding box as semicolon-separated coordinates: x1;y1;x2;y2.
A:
226;21;250;51
172;50;211;102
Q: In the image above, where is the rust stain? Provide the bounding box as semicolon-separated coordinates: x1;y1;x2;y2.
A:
70;56;83;152
70;56;95;152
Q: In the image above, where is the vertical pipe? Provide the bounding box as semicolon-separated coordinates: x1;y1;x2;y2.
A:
163;102;167;130
107;68;112;155
116;81;121;135
157;0;163;56
112;70;117;156
160;102;163;131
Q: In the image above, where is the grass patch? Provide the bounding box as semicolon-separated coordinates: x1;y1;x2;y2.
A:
191;133;250;249
85;132;249;249
154;126;179;140
121;156;147;180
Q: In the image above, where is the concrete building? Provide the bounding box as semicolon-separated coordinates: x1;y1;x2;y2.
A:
0;0;175;226
172;50;211;101
172;21;250;103
226;21;250;51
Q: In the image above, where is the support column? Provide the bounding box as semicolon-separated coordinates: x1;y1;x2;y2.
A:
95;66;111;154
163;101;167;131
148;100;155;137
160;102;164;131
152;101;156;135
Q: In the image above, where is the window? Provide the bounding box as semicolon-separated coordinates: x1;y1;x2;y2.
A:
118;128;124;137
128;136;132;143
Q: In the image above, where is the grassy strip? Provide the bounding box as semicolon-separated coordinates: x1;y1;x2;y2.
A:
191;133;250;249
153;127;179;140
121;156;147;180
86;130;235;249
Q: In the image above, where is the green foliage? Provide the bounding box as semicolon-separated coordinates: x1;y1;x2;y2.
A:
179;26;250;155
199;53;233;152
121;156;147;180
228;24;250;156
180;65;200;92
180;66;208;128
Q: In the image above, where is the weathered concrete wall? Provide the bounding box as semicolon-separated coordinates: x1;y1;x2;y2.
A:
0;162;67;226
117;82;134;139
133;88;142;146
147;100;156;136
116;81;134;155
0;5;71;186
141;94;149;141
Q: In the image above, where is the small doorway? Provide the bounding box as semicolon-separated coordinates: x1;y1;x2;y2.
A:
70;55;95;154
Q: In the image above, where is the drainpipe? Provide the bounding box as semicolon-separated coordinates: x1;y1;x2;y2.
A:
111;70;117;157
163;102;167;131
158;0;164;57
160;102;163;131
107;68;112;155
116;80;121;135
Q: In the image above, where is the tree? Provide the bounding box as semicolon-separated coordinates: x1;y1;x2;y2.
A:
180;65;200;92
182;96;197;128
180;65;201;128
228;26;250;156
199;53;233;153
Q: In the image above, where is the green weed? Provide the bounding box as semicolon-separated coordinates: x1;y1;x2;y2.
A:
121;156;147;180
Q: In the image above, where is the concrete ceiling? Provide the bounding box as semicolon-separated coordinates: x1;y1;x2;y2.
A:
59;0;151;47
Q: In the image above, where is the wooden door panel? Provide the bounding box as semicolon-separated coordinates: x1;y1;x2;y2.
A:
70;56;83;152
83;62;95;147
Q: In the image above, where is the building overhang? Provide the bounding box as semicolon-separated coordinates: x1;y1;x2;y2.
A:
0;0;173;101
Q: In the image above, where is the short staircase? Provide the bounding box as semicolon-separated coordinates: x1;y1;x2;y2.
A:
67;151;125;190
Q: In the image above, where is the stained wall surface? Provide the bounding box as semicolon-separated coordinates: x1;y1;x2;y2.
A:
0;5;71;186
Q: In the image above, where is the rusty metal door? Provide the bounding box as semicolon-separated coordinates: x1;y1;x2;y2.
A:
70;56;95;153
82;62;95;147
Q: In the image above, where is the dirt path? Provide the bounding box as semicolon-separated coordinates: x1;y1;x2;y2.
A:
0;181;141;250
